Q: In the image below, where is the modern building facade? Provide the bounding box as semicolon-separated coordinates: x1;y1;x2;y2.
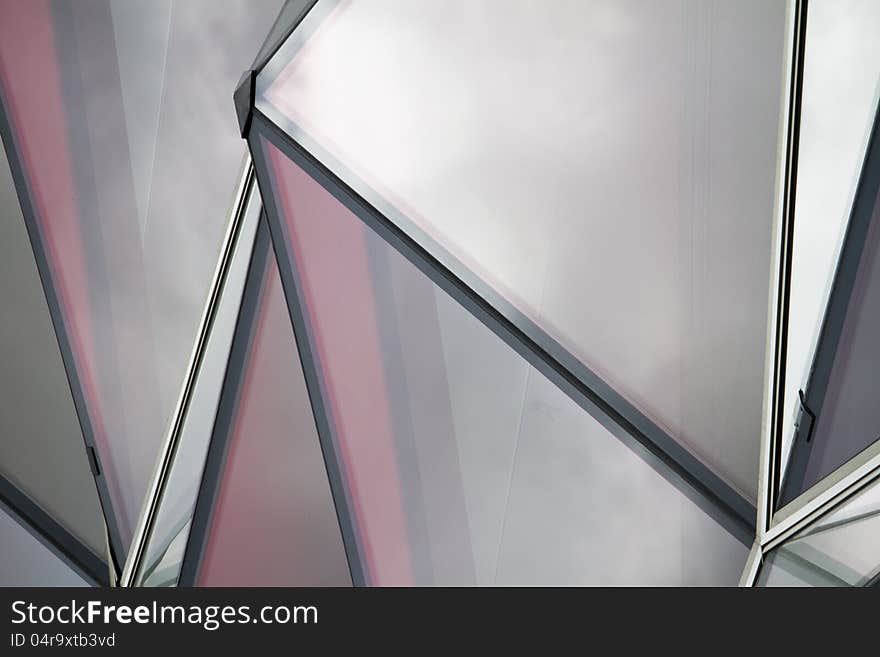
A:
0;0;878;587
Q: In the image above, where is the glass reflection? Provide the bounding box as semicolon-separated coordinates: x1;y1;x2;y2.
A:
0;136;105;555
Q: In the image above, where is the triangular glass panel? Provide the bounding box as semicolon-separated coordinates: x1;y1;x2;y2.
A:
0;138;106;573
0;0;285;556
255;0;791;505
247;133;751;585
775;0;880;509
758;477;880;587
183;220;351;586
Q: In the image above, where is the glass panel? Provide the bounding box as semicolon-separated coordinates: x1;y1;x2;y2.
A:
797;175;880;489
759;478;880;587
0;504;89;587
0;0;284;551
256;0;789;501
195;224;350;587
756;549;847;587
136;172;261;587
811;477;880;532
779;0;880;506
256;136;749;585
0;138;105;554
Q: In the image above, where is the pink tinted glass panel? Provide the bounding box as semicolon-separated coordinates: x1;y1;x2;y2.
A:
197;246;350;586
265;140;412;585
0;0;119;523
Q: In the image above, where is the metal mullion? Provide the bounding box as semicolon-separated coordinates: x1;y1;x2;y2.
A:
121;160;257;587
757;0;809;541
0;474;108;587
799;505;880;540
738;539;764;587
248;108;756;550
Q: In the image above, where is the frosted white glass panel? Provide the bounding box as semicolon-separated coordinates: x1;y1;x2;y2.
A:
257;0;789;500
0;135;105;555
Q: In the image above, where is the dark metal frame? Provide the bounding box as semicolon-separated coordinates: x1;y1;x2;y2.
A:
0;85;124;577
0;474;108;586
779;100;880;507
760;0;809;523
230;0;776;586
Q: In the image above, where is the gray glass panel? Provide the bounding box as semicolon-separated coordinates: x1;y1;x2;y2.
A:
760;478;880;587
0;504;89;587
0;140;105;555
778;98;880;505
803;184;880;485
257;0;789;501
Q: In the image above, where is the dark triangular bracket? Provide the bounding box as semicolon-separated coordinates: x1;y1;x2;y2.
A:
234;69;257;139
